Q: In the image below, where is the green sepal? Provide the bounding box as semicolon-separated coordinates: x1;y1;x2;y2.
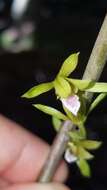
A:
77;146;94;160
58;53;79;77
22;82;53;98
88;93;107;114
67;78;94;91
54;76;72;98
52;116;62;132
79;140;102;150
33;104;68;120
67;78;107;93
77;159;91;177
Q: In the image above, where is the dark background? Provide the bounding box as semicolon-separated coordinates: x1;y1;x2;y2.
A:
0;1;107;190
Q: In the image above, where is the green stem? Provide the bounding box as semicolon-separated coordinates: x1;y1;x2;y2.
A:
83;14;107;101
38;120;73;182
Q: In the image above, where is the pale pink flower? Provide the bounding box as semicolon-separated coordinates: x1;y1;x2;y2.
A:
61;95;80;116
64;149;77;163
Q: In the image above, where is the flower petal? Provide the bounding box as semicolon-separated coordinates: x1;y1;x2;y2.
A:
54;76;72;98
77;159;91;177
33;104;68;120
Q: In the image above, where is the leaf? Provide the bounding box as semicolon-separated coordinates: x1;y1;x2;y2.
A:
77;146;94;160
54;76;72;98
77;159;91;177
22;82;53;98
88;93;107;114
67;78;94;91
33;104;68;120
58;53;79;77
52;116;62;131
79;140;102;150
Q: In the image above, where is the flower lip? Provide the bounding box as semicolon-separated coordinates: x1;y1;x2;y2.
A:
64;148;77;163
61;95;81;116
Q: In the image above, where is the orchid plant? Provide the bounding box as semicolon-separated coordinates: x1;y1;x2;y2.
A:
22;53;107;177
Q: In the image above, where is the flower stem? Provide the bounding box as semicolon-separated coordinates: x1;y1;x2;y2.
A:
38;14;107;183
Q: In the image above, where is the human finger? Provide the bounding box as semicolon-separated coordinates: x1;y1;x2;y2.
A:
2;182;70;190
0;115;68;183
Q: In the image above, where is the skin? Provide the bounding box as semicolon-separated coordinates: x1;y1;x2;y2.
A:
0;115;70;190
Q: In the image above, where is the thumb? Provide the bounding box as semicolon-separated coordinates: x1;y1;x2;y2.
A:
2;183;70;190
